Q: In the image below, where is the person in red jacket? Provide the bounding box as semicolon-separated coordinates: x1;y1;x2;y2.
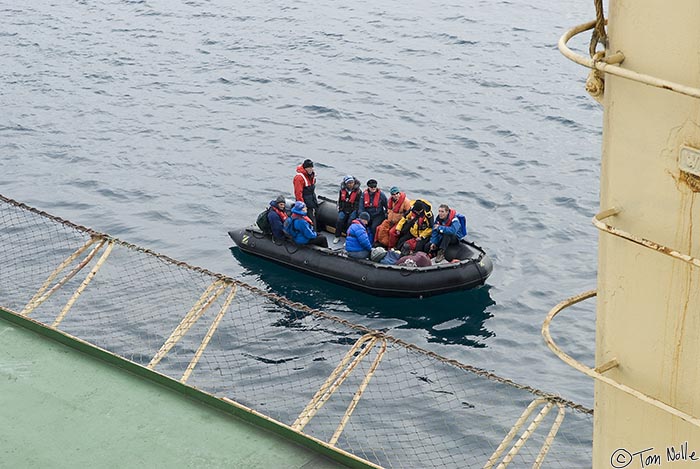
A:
293;159;319;227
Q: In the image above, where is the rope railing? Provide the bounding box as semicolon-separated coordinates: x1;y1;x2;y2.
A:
0;193;591;413
0;193;595;467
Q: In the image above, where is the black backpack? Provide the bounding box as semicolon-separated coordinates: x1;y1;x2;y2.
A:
256;208;272;234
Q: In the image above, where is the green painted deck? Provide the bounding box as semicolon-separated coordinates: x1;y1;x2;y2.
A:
0;313;364;468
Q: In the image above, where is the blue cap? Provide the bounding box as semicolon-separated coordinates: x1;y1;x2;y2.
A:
359;212;370;221
390;186;400;195
293;201;306;211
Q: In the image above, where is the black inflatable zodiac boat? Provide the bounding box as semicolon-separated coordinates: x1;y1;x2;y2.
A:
228;197;493;297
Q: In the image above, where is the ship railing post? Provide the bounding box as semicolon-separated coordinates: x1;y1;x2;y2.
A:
484;397;565;469
180;283;238;384
21;236;104;317
51;240;115;328
292;333;387;445
148;279;228;370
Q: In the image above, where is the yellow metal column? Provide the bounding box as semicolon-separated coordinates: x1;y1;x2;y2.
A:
594;0;700;465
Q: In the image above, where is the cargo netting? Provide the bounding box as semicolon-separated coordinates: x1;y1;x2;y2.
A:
0;194;592;468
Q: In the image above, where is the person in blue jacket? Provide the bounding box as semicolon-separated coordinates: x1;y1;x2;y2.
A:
284;201;329;247
267;195;288;241
345;212;373;259
429;204;467;262
360;179;388;243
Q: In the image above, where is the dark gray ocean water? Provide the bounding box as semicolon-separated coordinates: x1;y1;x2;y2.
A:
2;0;600;410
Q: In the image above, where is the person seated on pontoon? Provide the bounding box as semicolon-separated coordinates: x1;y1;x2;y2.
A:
345;212;373;259
393;199;434;254
267;195;289;242
428;204;467;262
284;201;328;248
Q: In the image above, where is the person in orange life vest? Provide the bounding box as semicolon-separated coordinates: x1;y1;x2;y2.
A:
429;204;467;262
293;159;319;228
267;195;289;241
360;179;387;244
333;175;361;244
284;201;328;248
345;212;373;259
393;199;434;254
374;186;412;248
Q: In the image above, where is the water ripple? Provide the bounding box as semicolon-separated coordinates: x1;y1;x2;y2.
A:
1;0;601;412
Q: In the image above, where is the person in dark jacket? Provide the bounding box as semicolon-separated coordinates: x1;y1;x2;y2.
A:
293;159;319;228
284;201;328;247
345;212;372;259
333;175;361;244
429;204;466;262
267;195;288;241
394;199;434;254
360;179;387;244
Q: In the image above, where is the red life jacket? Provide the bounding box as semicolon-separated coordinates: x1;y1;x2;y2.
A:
291;213;313;226
340;188;360;204
388;192;407;213
271;205;288;222
295;166;316;187
363;189;381;208
442;209;456;226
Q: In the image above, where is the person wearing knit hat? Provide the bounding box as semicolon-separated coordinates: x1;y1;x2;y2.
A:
266;195;289;241
345;211;373;259
360;179;387;245
283;201;328;247
411;200;426;213
333;175;361;244
393;199;434;254
293;159;319;229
